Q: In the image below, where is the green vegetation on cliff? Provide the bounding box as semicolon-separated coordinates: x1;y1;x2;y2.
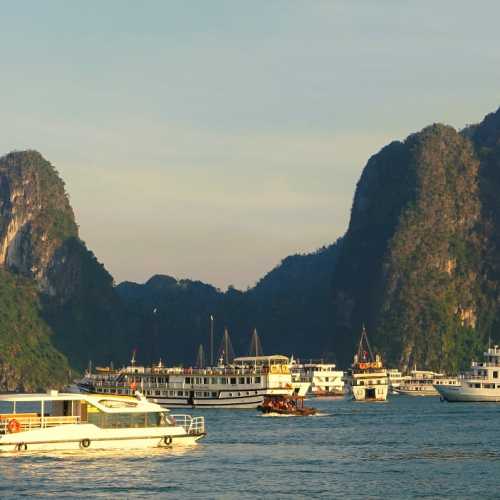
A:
0;268;70;391
332;114;500;372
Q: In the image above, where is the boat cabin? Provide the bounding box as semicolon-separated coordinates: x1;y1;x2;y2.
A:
0;391;175;434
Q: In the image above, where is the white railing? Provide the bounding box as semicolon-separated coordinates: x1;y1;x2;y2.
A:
0;415;80;434
171;415;205;435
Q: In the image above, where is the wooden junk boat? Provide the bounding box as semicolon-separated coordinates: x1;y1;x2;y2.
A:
258;395;317;416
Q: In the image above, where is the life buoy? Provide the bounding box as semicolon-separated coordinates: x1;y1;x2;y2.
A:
8;419;21;434
163;436;173;446
80;439;91;449
130;382;137;391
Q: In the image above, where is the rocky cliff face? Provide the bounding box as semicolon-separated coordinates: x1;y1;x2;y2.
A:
332;115;500;372
0;151;129;390
0;151;78;296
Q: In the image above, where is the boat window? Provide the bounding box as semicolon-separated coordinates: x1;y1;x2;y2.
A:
255;377;261;384
246;377;251;384
239;378;245;384
185;377;191;384
230;378;237;385
88;411;174;429
211;392;218;397
177;390;183;396
204;378;209;384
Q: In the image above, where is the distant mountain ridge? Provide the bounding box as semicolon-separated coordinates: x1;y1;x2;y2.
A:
116;242;341;366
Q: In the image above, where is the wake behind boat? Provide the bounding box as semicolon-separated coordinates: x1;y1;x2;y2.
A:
0;390;205;453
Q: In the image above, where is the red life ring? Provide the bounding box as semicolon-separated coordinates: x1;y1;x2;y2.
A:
8;419;21;433
130;382;137;391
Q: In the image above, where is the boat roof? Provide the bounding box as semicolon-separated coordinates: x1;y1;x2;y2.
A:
0;391;167;413
234;355;289;362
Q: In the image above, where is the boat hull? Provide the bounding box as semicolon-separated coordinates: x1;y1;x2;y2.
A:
393;388;438;396
0;424;205;454
351;384;388;402
78;386;265;409
435;384;500;402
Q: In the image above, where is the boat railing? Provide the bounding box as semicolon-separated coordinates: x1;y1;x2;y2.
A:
471;362;500;368
459;374;498;381
171;415;205;435
0;415;80;433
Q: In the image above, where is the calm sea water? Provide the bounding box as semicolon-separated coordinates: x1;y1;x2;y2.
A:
0;396;499;499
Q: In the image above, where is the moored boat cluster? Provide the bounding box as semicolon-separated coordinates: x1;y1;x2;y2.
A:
2;328;500;454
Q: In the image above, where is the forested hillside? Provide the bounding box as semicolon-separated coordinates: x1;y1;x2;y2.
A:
331;109;500;372
116;242;341;366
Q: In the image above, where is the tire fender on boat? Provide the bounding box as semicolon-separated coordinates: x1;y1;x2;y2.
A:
16;443;27;452
80;439;91;449
163;436;173;446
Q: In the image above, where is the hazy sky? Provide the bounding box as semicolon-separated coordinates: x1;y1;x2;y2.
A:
1;1;499;289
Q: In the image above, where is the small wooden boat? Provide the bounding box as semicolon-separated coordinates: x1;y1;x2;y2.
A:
258;395;317;416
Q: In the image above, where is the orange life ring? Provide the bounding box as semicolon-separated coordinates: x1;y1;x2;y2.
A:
8;419;21;433
130;382;137;391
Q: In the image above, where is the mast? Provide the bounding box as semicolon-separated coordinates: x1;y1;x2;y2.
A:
357;324;375;362
210;314;214;367
249;328;263;357
218;327;235;365
196;344;205;369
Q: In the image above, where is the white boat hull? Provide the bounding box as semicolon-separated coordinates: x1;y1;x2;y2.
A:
393;387;438;396
435;384;500;402
352;384;388;401
0;424;204;453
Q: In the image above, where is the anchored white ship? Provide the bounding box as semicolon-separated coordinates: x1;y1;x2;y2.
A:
387;368;404;393
291;361;344;397
435;344;500;402
0;391;205;453
394;370;459;396
76;355;294;409
346;327;388;401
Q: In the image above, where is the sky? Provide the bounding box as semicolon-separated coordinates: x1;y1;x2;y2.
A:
1;1;499;290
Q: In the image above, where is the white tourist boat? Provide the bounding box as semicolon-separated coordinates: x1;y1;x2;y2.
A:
0;391;205;453
435;344;500;402
387;368;404;394
76;355;294;409
291;361;344;397
394;370;459;396
346;327;388;401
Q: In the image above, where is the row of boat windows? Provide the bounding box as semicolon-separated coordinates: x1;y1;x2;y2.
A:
475;370;499;378
126;377;262;385
356;380;387;386
469;383;500;389
87;412;172;429
97;388;259;398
